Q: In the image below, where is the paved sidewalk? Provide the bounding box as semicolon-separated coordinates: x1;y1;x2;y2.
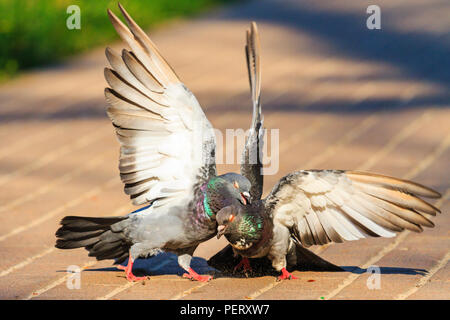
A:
0;0;449;300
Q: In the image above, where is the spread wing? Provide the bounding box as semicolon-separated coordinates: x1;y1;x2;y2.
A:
240;22;264;201
104;4;216;207
265;170;441;247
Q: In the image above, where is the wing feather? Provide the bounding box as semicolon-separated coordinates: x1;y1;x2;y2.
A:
353;181;439;215
240;22;264;201
107;9;170;87
122;50;164;93
117;3;179;85
318;210;345;242
306;210;329;244
104;5;216;206
265;170;440;246
347;171;441;198
298;218;315;247
327;208;362;241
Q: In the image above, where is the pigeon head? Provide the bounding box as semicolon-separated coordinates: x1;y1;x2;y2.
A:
217;172;251;205
216;204;265;251
203;175;250;219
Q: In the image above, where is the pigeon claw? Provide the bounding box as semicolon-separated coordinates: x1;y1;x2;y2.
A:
233;257;253;276
277;268;298;281
126;273;148;282
119;256;148;282
183;268;212;282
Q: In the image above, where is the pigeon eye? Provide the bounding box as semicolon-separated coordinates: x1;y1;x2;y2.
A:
229;215;235;222
233;181;239;189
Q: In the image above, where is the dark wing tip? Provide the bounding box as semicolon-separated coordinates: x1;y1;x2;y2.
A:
118;2;126;14
250;21;258;33
107;8;115;20
431;189;442;199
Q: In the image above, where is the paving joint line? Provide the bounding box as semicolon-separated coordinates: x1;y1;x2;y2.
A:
24;260;99;300
394;189;450;300
0;177;119;242
98;259;174;300
0;122;68;160
395;251;450;300
169;282;210;300
0;247;56;278
20;203;134;299
0;128;110;187
0;154;108;213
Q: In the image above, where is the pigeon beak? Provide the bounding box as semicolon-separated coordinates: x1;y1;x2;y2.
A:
241;192;251;205
217;225;227;239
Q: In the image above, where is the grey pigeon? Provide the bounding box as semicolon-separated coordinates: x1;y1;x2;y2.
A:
215;22;442;281
55;4;253;282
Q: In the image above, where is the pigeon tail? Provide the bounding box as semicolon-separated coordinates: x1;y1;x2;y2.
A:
55;216;131;264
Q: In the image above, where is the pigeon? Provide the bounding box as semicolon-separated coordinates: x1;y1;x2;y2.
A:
215;22;442;281
55;4;253;282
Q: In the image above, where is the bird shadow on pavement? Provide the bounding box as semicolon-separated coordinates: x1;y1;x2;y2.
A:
83;252;217;278
207;245;429;277
81;247;428;279
340;266;428;276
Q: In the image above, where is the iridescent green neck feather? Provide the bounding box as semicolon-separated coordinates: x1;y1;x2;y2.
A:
203;193;214;219
202;176;241;220
238;213;264;240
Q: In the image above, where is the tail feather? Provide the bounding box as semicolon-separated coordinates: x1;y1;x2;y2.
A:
55;215;130;264
88;238;123;255
92;244;130;261
114;251;131;264
58;216;126;231
55;229;104;241
56;237;101;249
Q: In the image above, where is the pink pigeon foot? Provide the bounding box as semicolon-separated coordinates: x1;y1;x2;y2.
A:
233;257;253;275
119;256;148;282
182;268;212;282
277;268;298;281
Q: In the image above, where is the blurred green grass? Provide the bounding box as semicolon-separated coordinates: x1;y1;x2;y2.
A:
0;0;229;82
